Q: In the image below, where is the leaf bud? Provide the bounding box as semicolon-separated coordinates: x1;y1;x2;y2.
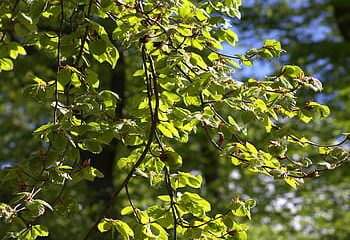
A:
140;34;151;44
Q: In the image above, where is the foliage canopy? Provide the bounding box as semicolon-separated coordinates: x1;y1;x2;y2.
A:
0;0;349;239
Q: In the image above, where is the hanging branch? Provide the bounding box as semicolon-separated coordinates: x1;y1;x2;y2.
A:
164;167;177;240
83;45;160;240
142;45;154;119
53;0;65;124
0;0;20;43
125;185;141;223
74;0;94;67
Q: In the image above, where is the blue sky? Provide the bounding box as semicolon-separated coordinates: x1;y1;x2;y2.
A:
225;0;336;80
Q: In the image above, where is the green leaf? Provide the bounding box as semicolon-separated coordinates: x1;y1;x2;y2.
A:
86;69;99;88
240;111;256;123
284;177;301;189
78;166;104;181
178;2;193;18
162;91;181;105
34;124;55;134
208;52;219;62
263;115;273;133
179;192;211;217
87;19;109;41
121;206;134;216
106;43;119;68
50;132;68;151
98;218;134;239
57;69;71;86
174;172;202;188
157;124;173;138
245;198;256;208
142;223;167;239
190;52;207;69
191;38;204;50
281;65;304;79
224;29;238;46
98;219;112;233
35;199;53;211
0;58;14;71
183;93;201;106
133;69;144;77
87;19;119;68
237;231;248;240
259;49;273;59
157;195;171;202
184;228;203;238
161;148;183;169
89;39;107;60
298;111;313;123
8;42;27;59
262;39;282;58
245;142;258;155
307;102;330;118
231;157;241;166
157;122;179;139
22;199;52;220
114;220;134;240
83;140;103;154
230;201;248;218
254;99;267;112
31;225;49;237
30;1;47;18
319;147;330;155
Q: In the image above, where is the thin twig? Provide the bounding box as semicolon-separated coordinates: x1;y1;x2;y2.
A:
146;51;166;154
206;45;240;60
83;46;160;240
74;0;93;67
54;0;65;124
51;179;68;205
148;53;159;124
51;150;77;205
176;65;193;83
0;0;20;43
142;46;154;118
125;185;141;223
164;168;177;240
302;136;347;148
180;210;231;229
83;122;155;239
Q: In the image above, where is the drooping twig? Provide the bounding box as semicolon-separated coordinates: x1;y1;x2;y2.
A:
125;185;141;223
164;167;177;240
53;0;65;124
0;0;20;43
83;114;156;240
83;46;160;240
74;0;94;67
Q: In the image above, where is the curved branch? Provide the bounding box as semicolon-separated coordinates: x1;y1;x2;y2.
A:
83;116;155;239
164;168;177;240
53;0;64;124
0;0;20;43
74;0;94;67
125;185;141;223
83;46;159;240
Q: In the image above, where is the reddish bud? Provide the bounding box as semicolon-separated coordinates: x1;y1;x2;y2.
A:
82;159;90;168
218;132;225;145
